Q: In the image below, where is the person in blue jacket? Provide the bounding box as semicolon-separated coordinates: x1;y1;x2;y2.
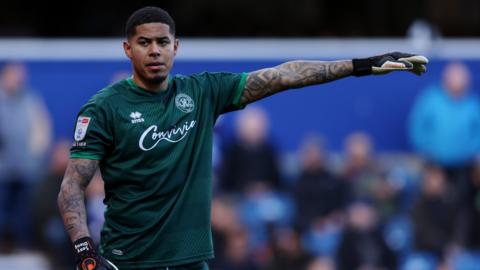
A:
409;62;480;167
408;61;480;247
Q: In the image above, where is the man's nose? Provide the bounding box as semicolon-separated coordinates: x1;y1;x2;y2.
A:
148;43;161;57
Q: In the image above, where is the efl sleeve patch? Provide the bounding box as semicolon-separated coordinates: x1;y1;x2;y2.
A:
74;116;91;141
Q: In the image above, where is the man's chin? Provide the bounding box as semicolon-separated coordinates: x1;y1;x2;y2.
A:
147;75;167;85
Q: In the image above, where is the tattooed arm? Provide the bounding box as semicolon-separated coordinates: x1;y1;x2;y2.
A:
240;60;353;105
58;158;99;241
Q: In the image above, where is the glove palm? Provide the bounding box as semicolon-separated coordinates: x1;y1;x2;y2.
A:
353;52;429;76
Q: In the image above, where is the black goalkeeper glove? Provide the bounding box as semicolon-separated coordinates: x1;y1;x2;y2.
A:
74;237;118;270
352;52;428;76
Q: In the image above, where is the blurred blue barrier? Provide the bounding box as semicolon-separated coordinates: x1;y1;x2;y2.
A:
4;59;480;152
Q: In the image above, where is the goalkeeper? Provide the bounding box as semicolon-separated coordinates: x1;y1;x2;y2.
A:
57;6;428;270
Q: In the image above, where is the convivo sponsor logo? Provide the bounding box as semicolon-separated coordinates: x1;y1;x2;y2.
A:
139;120;197;151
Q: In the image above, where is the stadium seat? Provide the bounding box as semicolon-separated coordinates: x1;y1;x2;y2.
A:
400;252;438;270
452;250;480;270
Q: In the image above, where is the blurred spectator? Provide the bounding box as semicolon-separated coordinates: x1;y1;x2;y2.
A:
212;116;227;193
239;188;294;257
220;106;281;193
342;132;399;220
452;161;480;250
466;162;480;248
407;19;439;52
213;226;258;270
306;257;336;270
85;170;106;245
336;200;397;270
302;215;342;258
342;132;374;173
408;62;480;253
32;139;73;269
210;196;243;269
32;140;106;269
294;135;348;232
408;62;480;206
0;62;52;252
410;164;455;259
267;227;312;270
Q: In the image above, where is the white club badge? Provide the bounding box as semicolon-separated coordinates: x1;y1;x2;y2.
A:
175;94;195;113
74;116;91;141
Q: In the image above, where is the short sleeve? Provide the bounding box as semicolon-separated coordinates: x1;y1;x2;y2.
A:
203;72;248;116
70;100;112;160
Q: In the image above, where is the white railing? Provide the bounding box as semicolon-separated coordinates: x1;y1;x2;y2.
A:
0;38;479;60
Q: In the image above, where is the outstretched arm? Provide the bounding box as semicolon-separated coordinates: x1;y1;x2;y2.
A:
240;60;352;105
58;158;98;241
239;52;428;105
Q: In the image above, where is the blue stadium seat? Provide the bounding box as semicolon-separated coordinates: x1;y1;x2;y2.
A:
239;191;295;248
301;223;341;257
400;252;438;270
384;215;413;254
452;250;480;270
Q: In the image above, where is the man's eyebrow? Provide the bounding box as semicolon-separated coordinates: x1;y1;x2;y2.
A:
137;36;170;40
157;36;171;41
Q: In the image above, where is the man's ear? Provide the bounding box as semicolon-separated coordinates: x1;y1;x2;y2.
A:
173;38;179;56
123;41;132;59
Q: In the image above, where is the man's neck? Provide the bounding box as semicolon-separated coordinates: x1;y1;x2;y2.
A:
132;75;168;92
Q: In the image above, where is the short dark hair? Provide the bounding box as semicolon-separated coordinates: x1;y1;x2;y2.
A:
125;7;176;38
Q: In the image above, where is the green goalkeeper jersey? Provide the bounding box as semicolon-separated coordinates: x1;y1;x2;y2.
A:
70;72;247;269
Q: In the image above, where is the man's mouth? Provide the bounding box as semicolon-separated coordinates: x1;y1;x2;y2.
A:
146;62;165;71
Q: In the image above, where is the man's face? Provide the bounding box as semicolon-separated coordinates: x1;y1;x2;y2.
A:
123;23;178;86
443;62;470;98
1;63;26;94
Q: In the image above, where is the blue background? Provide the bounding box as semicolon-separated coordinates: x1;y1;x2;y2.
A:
13;59;480;152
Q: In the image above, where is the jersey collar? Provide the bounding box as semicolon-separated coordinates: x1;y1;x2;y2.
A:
126;76;172;97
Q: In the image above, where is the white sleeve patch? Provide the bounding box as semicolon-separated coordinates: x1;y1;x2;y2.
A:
74;116;91;141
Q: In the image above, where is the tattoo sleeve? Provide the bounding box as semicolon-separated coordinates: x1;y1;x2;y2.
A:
240;60;353;105
58;158;99;242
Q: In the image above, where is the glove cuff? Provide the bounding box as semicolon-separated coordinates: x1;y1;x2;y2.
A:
73;237;97;262
352;58;373;76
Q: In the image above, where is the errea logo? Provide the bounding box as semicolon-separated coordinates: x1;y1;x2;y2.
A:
130;112;145;124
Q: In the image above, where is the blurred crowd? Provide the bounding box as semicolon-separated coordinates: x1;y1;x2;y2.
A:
1;61;480;270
